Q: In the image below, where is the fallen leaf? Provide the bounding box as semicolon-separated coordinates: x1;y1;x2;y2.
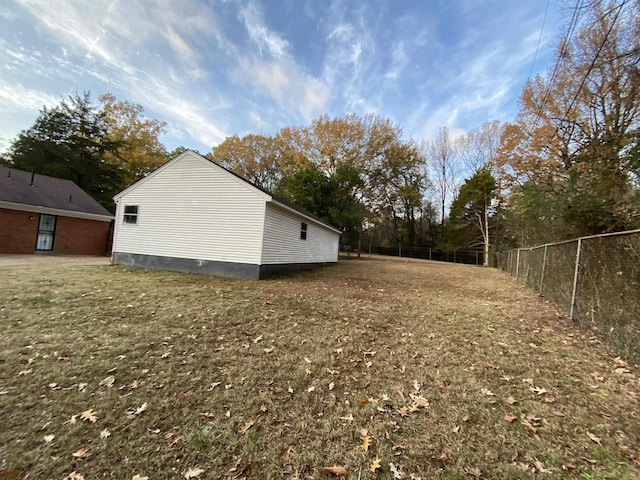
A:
132;476;149;480
100;429;111;439
587;431;602;445
307;386;315;393
0;471;21;479
72;448;89;459
282;464;294;475
413;379;420;391
135;402;148;415
504;415;518;423
238;420;254;435
43;434;55;443
389;462;403;479
288;386;294;394
480;388;495;396
397;406;409;417
184;466;204;478
199;412;215;418
80;409;98;423
506;396;518;405
304;357;312;364
362;435;371;451
99;375;115;388
339;413;354;422
467;467;482;478
370;457;382;473
530;386;547;395
321;465;347;476
409;394;429;409
64;472;84;480
452;425;460;433
359;397;370;405
328;382;335;391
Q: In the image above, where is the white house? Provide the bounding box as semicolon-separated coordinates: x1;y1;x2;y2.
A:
111;150;341;279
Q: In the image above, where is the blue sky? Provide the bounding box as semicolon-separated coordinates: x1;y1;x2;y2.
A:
0;0;564;154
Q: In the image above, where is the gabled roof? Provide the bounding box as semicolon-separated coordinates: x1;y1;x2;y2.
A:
115;150;342;234
0;166;113;218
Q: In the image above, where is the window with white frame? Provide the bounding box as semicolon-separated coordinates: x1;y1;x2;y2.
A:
300;222;307;240
123;205;139;224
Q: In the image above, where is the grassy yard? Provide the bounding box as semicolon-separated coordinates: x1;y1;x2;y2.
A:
0;256;639;479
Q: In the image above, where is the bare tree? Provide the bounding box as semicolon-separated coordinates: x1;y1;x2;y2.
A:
428;127;459;233
457;120;504;175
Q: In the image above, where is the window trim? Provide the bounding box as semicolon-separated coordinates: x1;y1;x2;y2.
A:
300;222;308;240
123;205;139;224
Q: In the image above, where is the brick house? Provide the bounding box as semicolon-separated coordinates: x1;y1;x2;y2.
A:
0;166;114;255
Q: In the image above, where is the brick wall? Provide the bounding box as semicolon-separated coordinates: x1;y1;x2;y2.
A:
0;208;38;254
0;207;111;255
54;216;111;255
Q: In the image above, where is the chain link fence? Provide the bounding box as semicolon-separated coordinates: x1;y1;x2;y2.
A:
497;229;640;366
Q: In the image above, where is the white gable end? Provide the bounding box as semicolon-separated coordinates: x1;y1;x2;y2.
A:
113;152;267;265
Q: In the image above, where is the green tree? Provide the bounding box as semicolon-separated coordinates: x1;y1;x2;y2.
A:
445;168;497;266
7;92;124;210
277;163;367;247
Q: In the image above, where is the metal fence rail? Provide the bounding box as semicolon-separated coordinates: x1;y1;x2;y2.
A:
497;229;640;366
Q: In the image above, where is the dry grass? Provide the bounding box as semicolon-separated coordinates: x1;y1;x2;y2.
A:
0;255;639;479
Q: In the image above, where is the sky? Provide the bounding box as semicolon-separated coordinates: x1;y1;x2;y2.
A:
0;0;566;154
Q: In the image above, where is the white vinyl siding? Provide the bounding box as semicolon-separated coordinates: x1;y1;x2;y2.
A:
261;203;339;264
113;153;266;264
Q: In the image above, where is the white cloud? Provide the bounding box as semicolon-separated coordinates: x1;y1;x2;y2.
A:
233;56;330;121
238;2;288;58
386;41;409;81
0;82;59;111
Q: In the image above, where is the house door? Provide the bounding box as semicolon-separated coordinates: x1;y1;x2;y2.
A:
36;214;57;251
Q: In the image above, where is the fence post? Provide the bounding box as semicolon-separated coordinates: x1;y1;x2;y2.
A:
429;248;432;260
569;239;582;320
540;245;548;295
515;249;521;281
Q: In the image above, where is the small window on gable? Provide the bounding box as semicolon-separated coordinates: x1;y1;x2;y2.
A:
300;222;308;240
123;205;139;224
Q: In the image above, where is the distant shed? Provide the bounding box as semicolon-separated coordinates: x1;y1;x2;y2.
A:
111;150;341;279
0;166;114;255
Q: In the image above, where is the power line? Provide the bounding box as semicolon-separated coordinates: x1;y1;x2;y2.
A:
528;0;551;80
547;0;626;147
526;0;585;138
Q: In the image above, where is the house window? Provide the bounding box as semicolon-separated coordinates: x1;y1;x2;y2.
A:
300;222;307;240
123;205;139;224
36;214;57;251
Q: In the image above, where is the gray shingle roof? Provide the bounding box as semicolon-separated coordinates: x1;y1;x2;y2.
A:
0;166;112;217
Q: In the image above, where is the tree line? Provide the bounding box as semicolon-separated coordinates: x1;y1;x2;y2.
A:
2;0;637;263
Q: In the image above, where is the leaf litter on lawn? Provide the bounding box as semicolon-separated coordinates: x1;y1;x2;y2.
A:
0;258;639;478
